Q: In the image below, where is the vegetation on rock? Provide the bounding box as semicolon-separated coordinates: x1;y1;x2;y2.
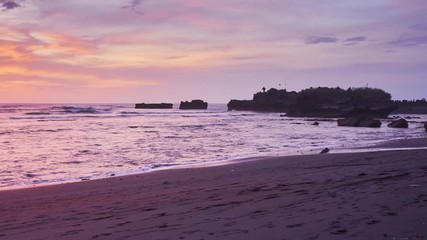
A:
228;87;397;118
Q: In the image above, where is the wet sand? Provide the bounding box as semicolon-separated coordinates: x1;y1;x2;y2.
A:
0;138;426;240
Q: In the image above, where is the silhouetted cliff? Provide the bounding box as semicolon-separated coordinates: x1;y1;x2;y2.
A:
392;98;427;114
228;87;398;118
228;88;297;112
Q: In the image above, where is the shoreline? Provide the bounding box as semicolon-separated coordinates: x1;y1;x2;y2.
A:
1;138;426;239
2;136;426;192
2;101;426;191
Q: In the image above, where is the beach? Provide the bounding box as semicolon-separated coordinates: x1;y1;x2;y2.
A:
0;138;426;240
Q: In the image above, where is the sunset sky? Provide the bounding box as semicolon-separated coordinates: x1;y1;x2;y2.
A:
1;0;426;103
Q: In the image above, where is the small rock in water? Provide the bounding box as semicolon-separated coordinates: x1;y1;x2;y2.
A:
387;118;408;128
337;117;381;128
320;148;330;154
313;121;319;126
24;173;36;178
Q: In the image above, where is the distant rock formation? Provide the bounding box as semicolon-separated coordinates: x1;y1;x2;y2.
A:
392;99;427;114
135;103;173;109
387;118;408;128
337;117;382;128
228;88;297;112
179;100;208;110
228;87;398;118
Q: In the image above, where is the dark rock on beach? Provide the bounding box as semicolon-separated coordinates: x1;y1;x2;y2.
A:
179;100;208;110
135;103;173;109
337;117;382;128
320;148;329;154
387;118;408;128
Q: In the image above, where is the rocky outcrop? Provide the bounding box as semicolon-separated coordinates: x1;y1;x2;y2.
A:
387;118;408;128
337;117;382;128
227;100;260;111
179;100;208;110
228;88;296;112
135;103;173;109
392;99;427;114
228;87;397;118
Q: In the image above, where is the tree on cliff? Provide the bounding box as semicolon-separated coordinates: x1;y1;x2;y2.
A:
295;87;392;109
348;87;392;107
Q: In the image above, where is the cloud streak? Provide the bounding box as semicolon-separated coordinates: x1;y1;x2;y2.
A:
343;36;367;46
344;36;367;42
305;36;338;44
387;35;427;47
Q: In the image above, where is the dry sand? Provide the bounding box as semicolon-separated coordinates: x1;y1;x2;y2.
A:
0;138;426;240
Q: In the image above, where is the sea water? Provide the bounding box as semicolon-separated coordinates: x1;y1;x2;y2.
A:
0;103;426;189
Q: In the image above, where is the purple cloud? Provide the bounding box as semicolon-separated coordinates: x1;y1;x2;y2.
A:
1;0;21;10
305;36;338;44
409;24;427;31
344;36;367;42
343;36;367;46
122;0;144;10
388;35;427;47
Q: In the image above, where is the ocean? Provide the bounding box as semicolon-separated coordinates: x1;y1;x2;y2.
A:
0;103;426;189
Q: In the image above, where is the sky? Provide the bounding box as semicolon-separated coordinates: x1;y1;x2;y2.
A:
0;0;426;103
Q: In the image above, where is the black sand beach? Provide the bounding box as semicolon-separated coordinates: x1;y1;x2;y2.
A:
0;138;426;240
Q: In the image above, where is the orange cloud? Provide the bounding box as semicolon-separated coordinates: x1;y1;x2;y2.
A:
0;65;97;81
73;44;237;69
0;30;97;65
29;32;97;56
0;64;157;93
0;40;33;62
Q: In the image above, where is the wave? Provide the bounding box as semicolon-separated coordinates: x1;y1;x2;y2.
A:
1;106;49;114
49;106;112;114
120;111;141;115
25;112;51;115
10;116;65;120
180;125;205;129
8;105;117;121
150;163;179;169
60;106;99;114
